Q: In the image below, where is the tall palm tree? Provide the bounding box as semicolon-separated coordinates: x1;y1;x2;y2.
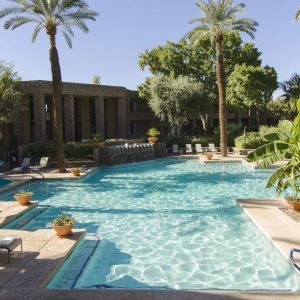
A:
188;0;257;156
280;73;300;102
0;0;98;172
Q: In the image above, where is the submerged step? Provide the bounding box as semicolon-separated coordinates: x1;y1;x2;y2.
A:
2;205;49;229
47;236;100;289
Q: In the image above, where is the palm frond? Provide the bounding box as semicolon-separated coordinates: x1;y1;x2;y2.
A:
296;7;300;21
0;0;98;48
31;22;43;42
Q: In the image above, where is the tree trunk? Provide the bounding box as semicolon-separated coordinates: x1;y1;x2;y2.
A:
49;34;66;172
215;36;227;156
199;114;207;134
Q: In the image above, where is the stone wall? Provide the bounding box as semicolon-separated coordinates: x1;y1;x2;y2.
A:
94;142;166;166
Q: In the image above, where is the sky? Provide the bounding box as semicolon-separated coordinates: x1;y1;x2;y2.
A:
0;0;300;95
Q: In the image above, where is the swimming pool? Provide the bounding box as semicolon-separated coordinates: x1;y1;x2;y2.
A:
2;159;300;290
0;178;11;188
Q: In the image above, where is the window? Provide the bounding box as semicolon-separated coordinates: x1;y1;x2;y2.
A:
90;98;96;135
45;96;53;140
130;120;151;137
29;96;35;142
130;99;150;113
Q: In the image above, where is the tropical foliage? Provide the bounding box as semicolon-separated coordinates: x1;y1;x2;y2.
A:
0;0;98;172
0;62;22;124
187;0;258;156
247;100;300;196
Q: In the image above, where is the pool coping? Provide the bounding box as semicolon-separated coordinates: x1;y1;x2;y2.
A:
237;198;300;266
0;288;299;299
0;201;38;227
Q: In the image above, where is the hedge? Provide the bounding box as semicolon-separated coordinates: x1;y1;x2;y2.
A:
22;143;94;161
234;132;267;149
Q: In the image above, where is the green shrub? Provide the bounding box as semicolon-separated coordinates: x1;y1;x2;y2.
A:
258;125;279;137
65;143;93;160
104;138;147;146
191;136;219;146
235;132;267;149
22;143;56;161
165;136;192;148
22;143;93;161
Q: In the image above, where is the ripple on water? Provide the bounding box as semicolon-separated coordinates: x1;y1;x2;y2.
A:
28;159;300;291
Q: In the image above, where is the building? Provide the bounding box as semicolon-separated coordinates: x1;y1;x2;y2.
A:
1;80;253;161
13;80;157;146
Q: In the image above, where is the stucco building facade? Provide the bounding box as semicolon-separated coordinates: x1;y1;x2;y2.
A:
14;80;157;145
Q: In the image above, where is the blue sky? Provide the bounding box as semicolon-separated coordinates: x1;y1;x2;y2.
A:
0;0;300;94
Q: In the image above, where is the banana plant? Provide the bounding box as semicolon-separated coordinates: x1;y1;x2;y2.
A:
247;99;300;196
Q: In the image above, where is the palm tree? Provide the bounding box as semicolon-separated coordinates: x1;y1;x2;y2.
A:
188;0;258;156
0;0;98;172
280;73;300;102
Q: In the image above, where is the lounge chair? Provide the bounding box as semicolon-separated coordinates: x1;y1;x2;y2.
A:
186;144;193;154
30;157;49;172
208;144;218;153
172;144;179;154
0;237;22;263
195;144;204;153
12;157;31;172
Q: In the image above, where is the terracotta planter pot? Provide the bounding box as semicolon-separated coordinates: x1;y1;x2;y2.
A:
205;153;213;160
148;137;158;144
14;194;32;205
71;169;80;177
95;142;105;148
52;224;73;237
285;197;300;211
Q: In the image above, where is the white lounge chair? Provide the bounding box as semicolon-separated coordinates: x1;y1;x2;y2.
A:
172;144;179;154
12;158;31;172
30;157;49;172
208;144;218;152
186;144;193;154
195;144;204;153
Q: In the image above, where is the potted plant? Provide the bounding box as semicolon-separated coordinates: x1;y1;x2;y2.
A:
93;132;105;148
147;128;160;144
14;190;33;205
51;215;76;237
204;152;213;160
247;99;300;211
71;167;81;176
285;196;300;211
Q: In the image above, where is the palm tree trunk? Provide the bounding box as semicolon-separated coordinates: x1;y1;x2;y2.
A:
215;36;227;156
49;34;66;172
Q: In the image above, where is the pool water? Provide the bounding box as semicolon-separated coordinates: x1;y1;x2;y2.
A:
0;178;11;188
3;159;300;290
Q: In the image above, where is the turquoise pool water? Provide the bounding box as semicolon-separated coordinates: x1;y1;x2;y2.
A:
0;178;11;188
2;159;300;290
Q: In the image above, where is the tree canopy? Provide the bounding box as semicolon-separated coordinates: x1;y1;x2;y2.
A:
227;64;278;110
147;76;207;136
0;62;22;124
139;33;262;104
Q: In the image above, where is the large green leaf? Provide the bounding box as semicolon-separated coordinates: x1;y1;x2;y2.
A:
247;141;290;164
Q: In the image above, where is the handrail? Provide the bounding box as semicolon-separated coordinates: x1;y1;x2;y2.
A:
290;248;300;273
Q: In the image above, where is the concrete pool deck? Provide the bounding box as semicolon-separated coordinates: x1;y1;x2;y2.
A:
0;201;38;227
0;228;85;288
237;199;300;265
